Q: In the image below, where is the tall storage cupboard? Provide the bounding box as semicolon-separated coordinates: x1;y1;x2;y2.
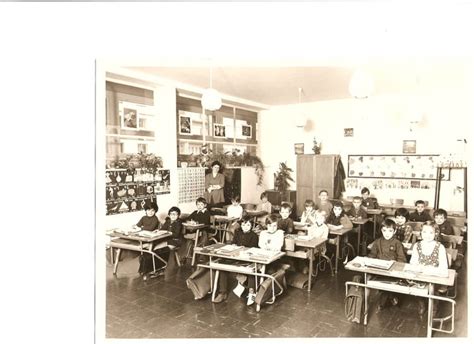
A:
296;154;340;216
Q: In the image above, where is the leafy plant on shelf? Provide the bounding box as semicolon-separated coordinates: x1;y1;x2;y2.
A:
109;152;163;174
195;145;265;186
274;162;294;192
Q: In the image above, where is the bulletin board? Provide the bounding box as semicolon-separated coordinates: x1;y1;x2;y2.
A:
105;168;171;216
347;154;450;181
178;167;206;204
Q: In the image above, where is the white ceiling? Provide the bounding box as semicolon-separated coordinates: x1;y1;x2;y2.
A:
126;58;471;108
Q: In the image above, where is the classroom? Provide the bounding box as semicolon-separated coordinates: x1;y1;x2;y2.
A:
98;58;469;339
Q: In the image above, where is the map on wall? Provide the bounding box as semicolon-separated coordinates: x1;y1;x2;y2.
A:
347;154;450;181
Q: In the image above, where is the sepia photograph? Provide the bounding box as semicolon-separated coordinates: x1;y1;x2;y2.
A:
242;124;252;138
214;123;226;137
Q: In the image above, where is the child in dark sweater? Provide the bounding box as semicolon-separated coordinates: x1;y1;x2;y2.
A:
160;206;184;248
408;200;432;222
368;219;407;311
187;197;211;245
213;215;259;304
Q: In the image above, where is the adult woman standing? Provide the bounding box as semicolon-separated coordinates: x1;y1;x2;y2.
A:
205;161;225;208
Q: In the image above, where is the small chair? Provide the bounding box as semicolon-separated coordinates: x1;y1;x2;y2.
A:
315;243;334;276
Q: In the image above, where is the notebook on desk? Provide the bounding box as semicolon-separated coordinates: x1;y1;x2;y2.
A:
363;257;395;270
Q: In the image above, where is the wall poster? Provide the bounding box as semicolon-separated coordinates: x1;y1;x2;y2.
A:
347;154;450;181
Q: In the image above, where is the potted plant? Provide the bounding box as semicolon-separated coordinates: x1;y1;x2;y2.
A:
273;162;294;201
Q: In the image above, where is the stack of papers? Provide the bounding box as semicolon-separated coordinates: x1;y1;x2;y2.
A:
242;247;280;261
403;264;448;278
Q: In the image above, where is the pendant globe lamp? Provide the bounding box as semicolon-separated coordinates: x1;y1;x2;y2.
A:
201;64;222;111
349;68;374;99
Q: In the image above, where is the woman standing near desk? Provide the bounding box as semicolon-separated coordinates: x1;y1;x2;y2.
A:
204;161;225;209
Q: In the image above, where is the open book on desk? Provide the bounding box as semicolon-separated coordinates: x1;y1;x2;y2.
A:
215;245;244;256
403;264;448;278
240;247;281;261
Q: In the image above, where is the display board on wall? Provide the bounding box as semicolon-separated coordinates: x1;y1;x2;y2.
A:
105;168;170;215
178;167;206;204
347;154;450;181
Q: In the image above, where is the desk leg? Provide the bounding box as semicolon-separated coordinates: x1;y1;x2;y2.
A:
259;265;266;287
357;225;361;256
372;214;377;239
427;283;433;337
363;273;369;325
211;270;220;302
308;248;314;292
191;229;200;266
113;248;121;274
335;236;340;273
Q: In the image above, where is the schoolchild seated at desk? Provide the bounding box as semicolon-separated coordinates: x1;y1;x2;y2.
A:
226;194;244;241
326;201;353;231
160;206;184;248
300;199;317;225
134;202;161;232
315;189;333;217
433;208;461;247
187;197;211;246
277;202;295;234
360;187;379;210
393;207;414;244
347;196;368;220
212;215;259;304
256;192;272;225
368;219;407;312
408;200;433;222
410;223;448;317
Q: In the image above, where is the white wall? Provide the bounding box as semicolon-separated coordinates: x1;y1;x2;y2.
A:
259;89;471;212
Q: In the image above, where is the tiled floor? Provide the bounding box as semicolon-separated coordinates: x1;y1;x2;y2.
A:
106;250;467;338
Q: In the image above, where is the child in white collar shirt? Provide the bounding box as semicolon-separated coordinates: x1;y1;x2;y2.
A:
226;194;243;241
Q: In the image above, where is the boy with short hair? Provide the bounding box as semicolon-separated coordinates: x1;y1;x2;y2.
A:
368;219;406;311
315;189;333;216
277;202;294;234
188;197;211;245
134;202;160;231
347;196;368;220
433;208;461;246
408;200;432;222
360;187;379;210
160;206;184;248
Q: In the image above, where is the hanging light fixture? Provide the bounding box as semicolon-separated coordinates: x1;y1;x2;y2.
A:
349;68;375;99
295;87;306;129
201;63;222;111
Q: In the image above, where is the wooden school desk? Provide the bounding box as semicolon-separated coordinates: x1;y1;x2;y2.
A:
284;235;327;292
351;217;370;256
245;209;268;224
212;215;238;243
295;222;352;273
345;257;456;337
107;229;171;275
195;244;285;311
366;208;383;238
182;222;206;266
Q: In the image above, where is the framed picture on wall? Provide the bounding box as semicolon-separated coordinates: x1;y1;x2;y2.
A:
294;143;304;154
122;108;138;129
179;115;191;135
344;128;354;137
214;123;226;137
242;124;252;138
403;140;416;154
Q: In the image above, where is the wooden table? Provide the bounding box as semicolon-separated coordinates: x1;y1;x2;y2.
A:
345;257;456;337
107;229;171;276
366;209;383;238
351;218;370;256
285;235;327;291
182;222;206;266
245;210;268;224
195;244;285;311
295;222;352;273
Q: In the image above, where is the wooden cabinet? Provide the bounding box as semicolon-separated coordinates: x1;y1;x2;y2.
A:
296;154;339;216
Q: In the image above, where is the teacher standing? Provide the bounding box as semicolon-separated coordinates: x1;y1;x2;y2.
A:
204;161;225;208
